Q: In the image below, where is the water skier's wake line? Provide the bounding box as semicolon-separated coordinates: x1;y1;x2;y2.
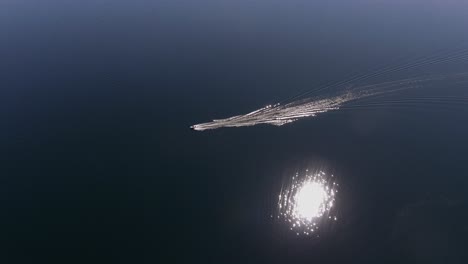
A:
191;49;468;131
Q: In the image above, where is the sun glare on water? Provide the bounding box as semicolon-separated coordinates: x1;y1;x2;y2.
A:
295;181;328;220
277;170;338;236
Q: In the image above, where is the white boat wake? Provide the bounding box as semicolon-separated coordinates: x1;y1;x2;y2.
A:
191;73;468;131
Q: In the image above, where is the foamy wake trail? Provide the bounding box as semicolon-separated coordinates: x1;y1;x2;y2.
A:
191;73;468;131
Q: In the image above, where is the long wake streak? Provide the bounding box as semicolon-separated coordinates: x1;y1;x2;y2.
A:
191;73;468;131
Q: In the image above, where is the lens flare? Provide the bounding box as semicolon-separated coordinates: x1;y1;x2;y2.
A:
277;170;338;236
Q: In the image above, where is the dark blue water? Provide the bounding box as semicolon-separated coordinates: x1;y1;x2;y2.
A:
2;1;468;263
